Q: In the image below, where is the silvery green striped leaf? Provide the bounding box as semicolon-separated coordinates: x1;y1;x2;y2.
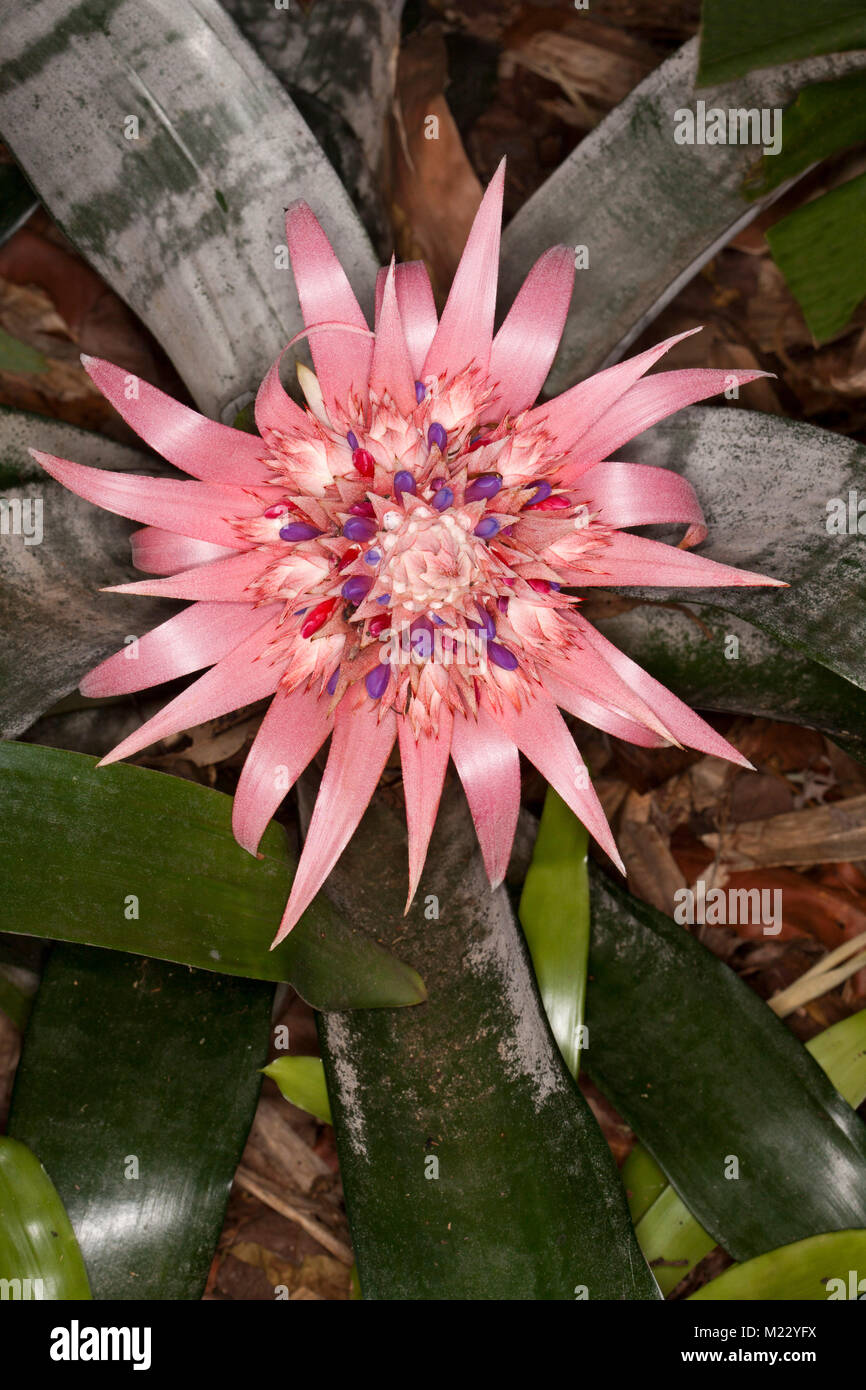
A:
0;409;168;737
500;39;866;395
616;406;866;695
225;0;403;254
0;0;379;421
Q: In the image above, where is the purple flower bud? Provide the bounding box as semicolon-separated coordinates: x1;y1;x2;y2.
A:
346;430;360;451
465;473;502;502
523;480;552;508
394;470;416;499
343;516;377;542
366;662;391;700
427;422;447;451
326;667;340;695
471;606;496;639
488;641;519;671
280;522;322;542
342;575;373;604
364;549;382;565
414;380;426;403
474;517;500;539
432;486;454;511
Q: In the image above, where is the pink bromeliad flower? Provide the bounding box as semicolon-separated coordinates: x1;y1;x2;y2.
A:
34;163;781;945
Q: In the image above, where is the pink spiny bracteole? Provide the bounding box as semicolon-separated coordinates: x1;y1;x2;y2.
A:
32;160;784;946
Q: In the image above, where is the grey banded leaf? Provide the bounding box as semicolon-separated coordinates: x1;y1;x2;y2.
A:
0;409;169;738
224;0;403;255
499;40;866;394
0;0;379;420
616;406;866;696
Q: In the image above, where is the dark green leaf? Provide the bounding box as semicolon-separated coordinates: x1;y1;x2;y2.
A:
314;781;659;1300
0;163;38;246
584;868;866;1263
518;789;589;1078
500;41;866;392
0;1136;91;1300
689;1230;866;1300
0;970;33;1030
745;72;866;200
632;1008;866;1294
0;741;426;1011
8;944;270;1299
698;0;866;87
0;0;378;419
767;171;866;341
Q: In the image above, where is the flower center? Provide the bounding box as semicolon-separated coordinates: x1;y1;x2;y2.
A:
375;504;489;615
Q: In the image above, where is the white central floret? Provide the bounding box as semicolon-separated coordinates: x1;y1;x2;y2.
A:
378;503;490;614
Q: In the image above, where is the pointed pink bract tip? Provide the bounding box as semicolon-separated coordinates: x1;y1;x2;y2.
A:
269;919;295;950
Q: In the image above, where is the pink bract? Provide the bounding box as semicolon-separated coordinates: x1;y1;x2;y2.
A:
33;161;783;945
